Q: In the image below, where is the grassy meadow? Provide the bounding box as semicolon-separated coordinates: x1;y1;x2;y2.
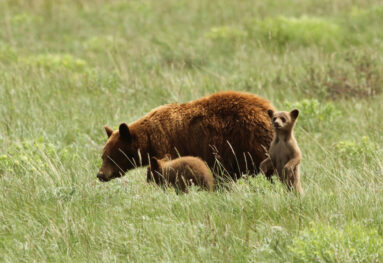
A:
1;0;383;262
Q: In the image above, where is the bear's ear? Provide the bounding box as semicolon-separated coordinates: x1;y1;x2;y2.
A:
119;123;131;141
290;109;299;120
267;109;274;119
104;126;113;138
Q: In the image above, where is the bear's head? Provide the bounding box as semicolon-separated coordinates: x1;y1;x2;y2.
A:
97;123;141;182
267;109;299;133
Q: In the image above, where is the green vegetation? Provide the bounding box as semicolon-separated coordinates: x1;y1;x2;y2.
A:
290;222;383;262
252;16;343;49
0;0;382;262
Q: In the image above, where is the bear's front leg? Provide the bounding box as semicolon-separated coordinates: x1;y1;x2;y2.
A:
260;158;274;182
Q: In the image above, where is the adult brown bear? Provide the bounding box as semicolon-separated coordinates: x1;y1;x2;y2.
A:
97;91;275;182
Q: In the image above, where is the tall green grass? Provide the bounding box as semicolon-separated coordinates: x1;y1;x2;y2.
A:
1;0;383;262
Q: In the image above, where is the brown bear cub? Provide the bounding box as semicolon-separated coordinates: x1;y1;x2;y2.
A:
147;156;214;192
260;109;303;194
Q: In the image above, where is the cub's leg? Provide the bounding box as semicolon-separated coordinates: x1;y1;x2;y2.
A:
283;164;303;195
292;167;304;195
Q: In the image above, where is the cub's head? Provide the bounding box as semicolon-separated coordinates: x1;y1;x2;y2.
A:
97;123;140;182
148;155;171;171
146;155;171;182
267;109;299;132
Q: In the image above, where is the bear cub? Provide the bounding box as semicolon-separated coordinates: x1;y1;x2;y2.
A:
260;109;303;194
147;156;214;192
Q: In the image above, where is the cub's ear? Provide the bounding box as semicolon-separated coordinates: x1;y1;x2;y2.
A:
267;109;274;119
104;126;113;138
150;156;160;170
163;154;171;161
290;109;299;119
119;123;131;141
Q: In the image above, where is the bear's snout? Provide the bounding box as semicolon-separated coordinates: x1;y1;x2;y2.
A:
97;173;108;182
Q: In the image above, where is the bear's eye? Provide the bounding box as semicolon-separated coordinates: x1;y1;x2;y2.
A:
272;117;276;122
280;117;286;123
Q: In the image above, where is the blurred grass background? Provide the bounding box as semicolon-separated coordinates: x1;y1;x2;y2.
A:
0;0;383;262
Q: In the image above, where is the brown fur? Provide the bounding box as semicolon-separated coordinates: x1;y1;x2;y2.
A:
259;109;303;194
97;91;275;182
147;156;214;192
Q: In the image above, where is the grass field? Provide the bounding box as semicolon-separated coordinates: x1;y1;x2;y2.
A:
1;0;383;262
